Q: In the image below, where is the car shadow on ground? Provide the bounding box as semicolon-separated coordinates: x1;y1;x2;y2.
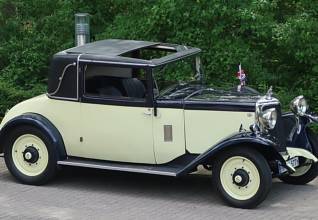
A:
1;165;317;209
54;166;221;205
47;166;318;209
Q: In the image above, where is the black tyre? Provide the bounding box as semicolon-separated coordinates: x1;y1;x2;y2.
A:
212;147;272;209
4;125;58;185
279;128;318;185
279;162;318;185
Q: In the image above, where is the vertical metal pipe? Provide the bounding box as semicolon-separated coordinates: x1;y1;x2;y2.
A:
75;13;90;46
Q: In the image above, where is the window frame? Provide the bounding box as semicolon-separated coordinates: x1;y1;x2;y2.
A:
79;61;154;107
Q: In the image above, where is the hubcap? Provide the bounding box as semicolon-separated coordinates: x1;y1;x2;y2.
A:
24;152;32;160
23;146;39;164
12;134;49;176
220;156;260;200
234;175;242;184
232;169;250;187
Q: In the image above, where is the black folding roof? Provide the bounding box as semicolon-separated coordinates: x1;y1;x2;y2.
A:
63;39;201;67
48;39;201;100
67;39;159;56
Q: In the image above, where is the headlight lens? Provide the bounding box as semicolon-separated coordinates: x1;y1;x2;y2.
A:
258;108;277;130
290;95;308;116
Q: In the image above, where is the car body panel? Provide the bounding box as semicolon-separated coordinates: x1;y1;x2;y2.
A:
80;102;155;163
0;94;80;156
184;110;255;154
153;108;186;164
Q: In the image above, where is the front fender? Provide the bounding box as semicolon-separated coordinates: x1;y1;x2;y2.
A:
282;113;318;155
178;132;285;176
0;113;67;160
307;128;318;155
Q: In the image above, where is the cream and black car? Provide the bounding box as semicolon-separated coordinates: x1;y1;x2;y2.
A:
0;39;318;208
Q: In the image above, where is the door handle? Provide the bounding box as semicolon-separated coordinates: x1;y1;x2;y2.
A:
143;108;152;116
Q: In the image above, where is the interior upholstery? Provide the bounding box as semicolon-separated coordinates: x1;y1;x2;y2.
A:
85;76;146;98
97;86;122;96
121;78;146;98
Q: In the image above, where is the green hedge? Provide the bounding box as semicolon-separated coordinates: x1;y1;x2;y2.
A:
0;0;317;115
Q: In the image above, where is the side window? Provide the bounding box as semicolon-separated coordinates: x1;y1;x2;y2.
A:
84;64;148;100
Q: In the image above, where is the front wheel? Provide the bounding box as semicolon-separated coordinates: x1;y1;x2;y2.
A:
279;160;318;185
280;128;318;185
4;125;58;185
212;147;272;209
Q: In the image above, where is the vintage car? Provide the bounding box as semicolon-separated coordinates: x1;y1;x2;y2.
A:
0;39;317;209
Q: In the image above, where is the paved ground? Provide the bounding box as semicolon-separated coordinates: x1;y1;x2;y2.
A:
0;159;318;220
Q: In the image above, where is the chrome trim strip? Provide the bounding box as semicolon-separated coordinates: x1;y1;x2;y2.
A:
57;160;177;176
77;54;84;100
46;94;78;101
47;62;76;96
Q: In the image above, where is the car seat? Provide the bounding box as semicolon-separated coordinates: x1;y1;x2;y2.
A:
97;86;122;96
121;78;146;98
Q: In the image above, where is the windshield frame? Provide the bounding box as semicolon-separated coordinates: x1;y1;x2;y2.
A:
151;54;204;99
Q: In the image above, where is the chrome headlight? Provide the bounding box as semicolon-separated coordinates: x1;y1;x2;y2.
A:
258;108;277;130
290;95;308;116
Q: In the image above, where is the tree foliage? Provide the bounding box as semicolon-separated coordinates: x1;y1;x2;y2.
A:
0;0;317;114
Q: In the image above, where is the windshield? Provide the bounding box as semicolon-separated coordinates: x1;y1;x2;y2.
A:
153;56;204;99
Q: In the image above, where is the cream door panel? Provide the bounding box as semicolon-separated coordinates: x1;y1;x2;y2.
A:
185;110;254;154
153;108;185;164
80;103;155;164
1;94;81;155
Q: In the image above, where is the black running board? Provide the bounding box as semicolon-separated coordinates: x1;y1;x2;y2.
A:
57;156;198;177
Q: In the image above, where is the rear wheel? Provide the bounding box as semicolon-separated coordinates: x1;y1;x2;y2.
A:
4;125;58;185
212;147;272;209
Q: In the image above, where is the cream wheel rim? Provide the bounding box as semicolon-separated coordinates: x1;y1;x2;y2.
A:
220;156;260;200
291;160;312;177
12;134;49;176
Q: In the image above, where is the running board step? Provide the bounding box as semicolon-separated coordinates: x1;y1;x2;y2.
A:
57;158;188;177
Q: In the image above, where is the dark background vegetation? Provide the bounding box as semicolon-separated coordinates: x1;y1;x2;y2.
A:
0;0;317;115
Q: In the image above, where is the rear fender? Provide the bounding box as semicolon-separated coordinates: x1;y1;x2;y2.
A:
0;113;67;160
